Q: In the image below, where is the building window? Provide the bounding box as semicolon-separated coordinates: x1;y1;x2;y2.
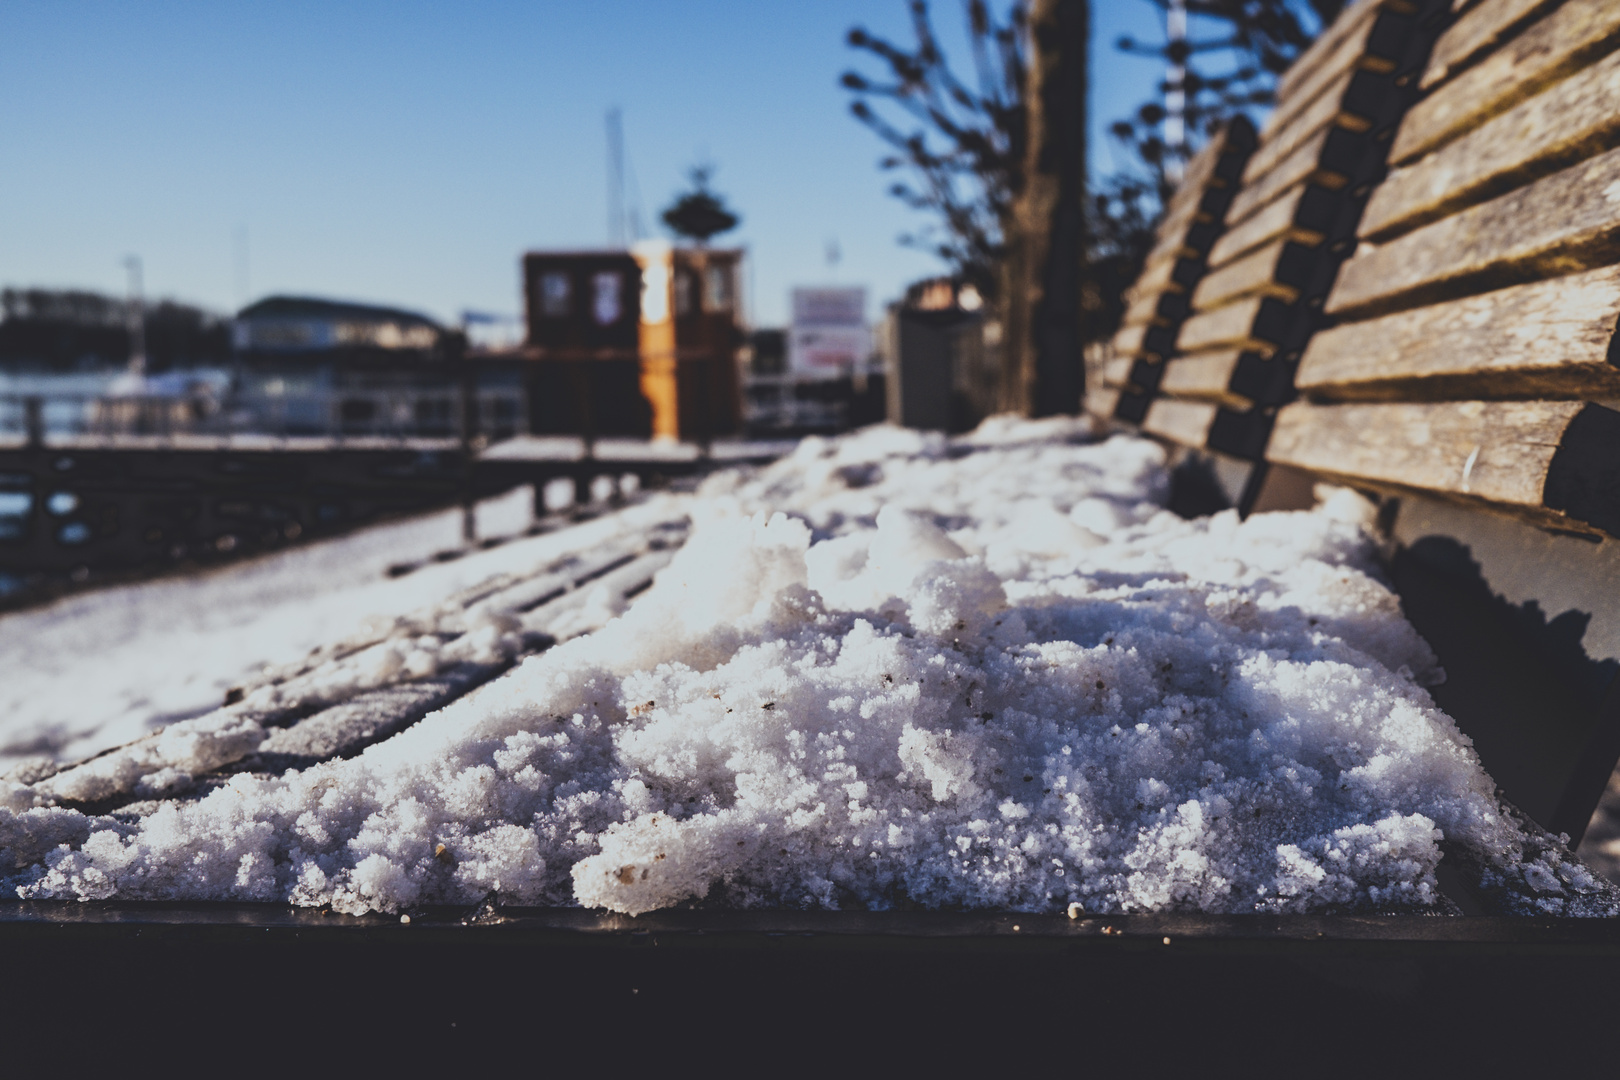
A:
540;272;572;317
705;264;733;312
592;272;622;325
674;269;696;316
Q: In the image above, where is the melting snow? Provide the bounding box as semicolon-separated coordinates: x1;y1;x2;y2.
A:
3;417;1614;916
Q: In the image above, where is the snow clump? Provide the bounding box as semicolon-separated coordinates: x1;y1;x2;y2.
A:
3;418;1612;916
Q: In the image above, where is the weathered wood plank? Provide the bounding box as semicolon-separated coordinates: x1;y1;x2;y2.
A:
1176;294;1292;355
1161;117;1257;223
1207;183;1338;266
1125;248;1202;306
1103;352;1137;388
1142;397;1219;449
1329;143;1620;318
1121;285;1190;330
1084;385;1121;419
1242;68;1386;188
1138;211;1222;279
1266;6;1413;143
1268;399;1584;520
1160;132;1232;224
1226;125;1359;227
1363;47;1620;240
1112;322;1149;359
1158;350;1252;408
1422;0;1564;90
1391;0;1620;165
1301;264;1620;400
1276;0;1411;103
1192;239;1320;310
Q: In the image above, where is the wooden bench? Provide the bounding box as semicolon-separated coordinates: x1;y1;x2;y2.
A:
1089;117;1256;423
1108;0;1451;500
1094;0;1620;855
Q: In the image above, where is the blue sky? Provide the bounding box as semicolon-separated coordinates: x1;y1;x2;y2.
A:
0;1;1168;327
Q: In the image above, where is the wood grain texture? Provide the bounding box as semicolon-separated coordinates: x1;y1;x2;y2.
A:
1244;67;1391;190
1121;283;1193;330
1266;6;1410;143
1274;399;1620;536
1207;183;1337;266
1161;117;1257;222
1112;320;1177;361
1276;0;1408;102
1158;350;1251;407
1192;239;1319;310
1268;398;1582;514
1103;352;1137;388
1161;129;1233;223
1129;246;1202;303
1366;48;1620;240
1138;202;1227;273
1112;321;1150;359
1226;126;1357;227
1176;294;1291;355
1422;0;1564;90
1300;264;1620;400
1142;397;1219;448
1392;0;1620;165
1084;385;1121;419
1329;144;1620;318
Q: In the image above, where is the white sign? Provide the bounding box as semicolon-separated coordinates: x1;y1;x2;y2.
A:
789;325;872;376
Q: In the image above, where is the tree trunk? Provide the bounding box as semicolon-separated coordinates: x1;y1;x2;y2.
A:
1001;0;1088;417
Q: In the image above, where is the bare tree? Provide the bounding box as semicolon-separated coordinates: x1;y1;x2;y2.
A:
1003;0;1088;416
845;1;1089;416
1087;0;1341;342
841;1;1029;299
1109;1;1345;204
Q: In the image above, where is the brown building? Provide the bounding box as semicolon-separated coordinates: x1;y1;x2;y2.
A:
521;244;743;442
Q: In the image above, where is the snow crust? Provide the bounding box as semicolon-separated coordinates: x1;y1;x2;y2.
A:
4;418;1613;916
0;487;662;770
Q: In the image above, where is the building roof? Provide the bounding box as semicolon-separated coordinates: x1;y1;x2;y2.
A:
236;295;441;331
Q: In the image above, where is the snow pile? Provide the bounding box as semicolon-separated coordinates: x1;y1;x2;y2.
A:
0;487;672;771
4;419;1613;916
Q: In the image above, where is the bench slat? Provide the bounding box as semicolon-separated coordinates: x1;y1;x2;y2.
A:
1102;352;1137;389
1276;0;1411;103
1422;0;1564;90
1207;183;1339;267
1328;143;1620;319
1125;247;1201;304
1141;198;1216;267
1365;47;1620;240
1176;295;1292;355
1391;0;1620;166
1111;320;1180;362
1160;118;1257;223
1226;126;1358;228
1241;68;1385;189
1192;239;1320;310
1300;264;1620;400
1083;385;1121;419
1142;397;1219;448
1269;399;1620;538
1264;6;1412;144
1158;350;1253;408
1120;285;1189;331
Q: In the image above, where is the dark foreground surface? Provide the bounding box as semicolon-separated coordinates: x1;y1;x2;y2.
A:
4;902;1617;1066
